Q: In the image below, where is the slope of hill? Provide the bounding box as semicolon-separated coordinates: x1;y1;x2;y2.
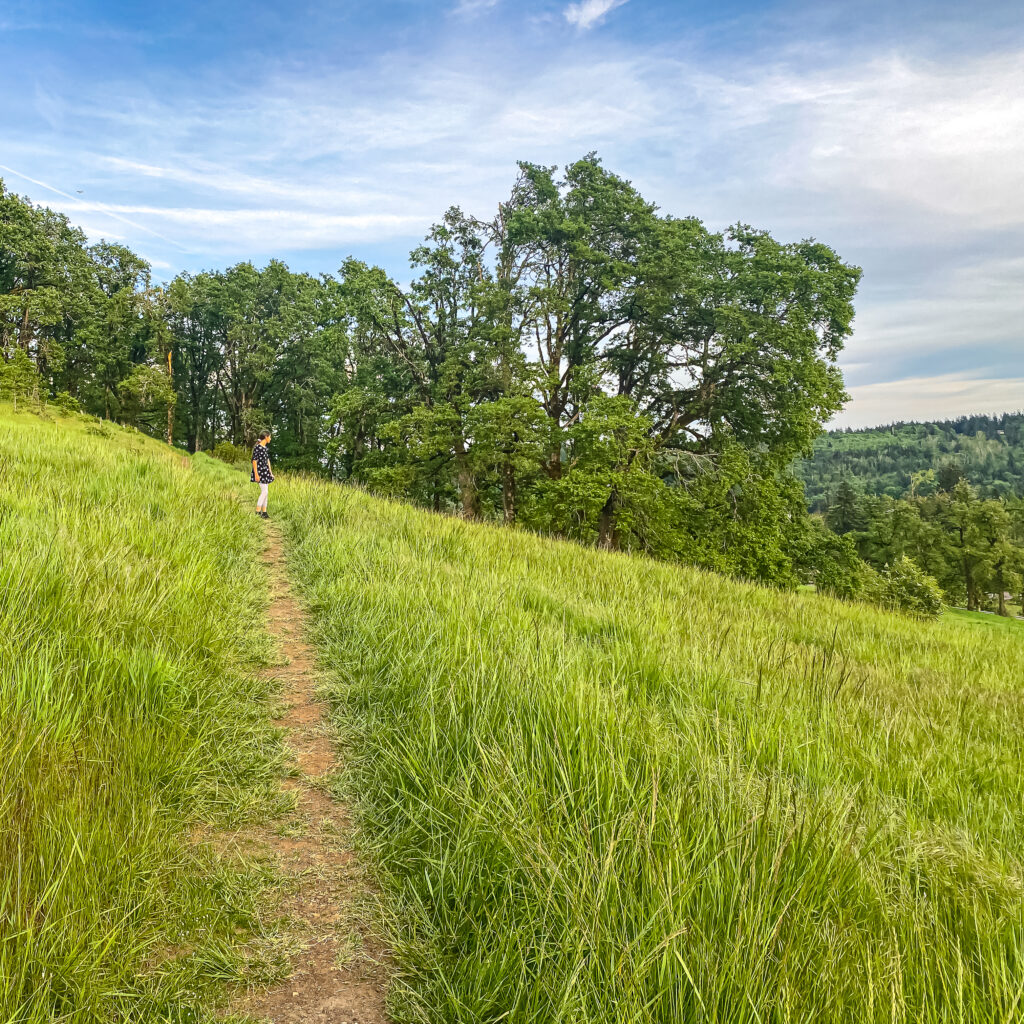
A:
277;474;1024;1023
6;406;1024;1022
797;411;1024;509
0;408;282;1020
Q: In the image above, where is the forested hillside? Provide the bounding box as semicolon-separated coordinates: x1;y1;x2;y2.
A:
798;413;1024;509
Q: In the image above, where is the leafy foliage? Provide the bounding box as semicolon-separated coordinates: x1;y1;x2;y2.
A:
808;523;882;601
212;439;249;465
871;555;945;617
1;161;864;588
0;348;41;407
813;475;1024;616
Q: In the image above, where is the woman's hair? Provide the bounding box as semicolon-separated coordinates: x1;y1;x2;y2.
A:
258;430;271;440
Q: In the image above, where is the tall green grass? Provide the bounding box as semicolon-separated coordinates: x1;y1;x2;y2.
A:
0;409;280;1021
278;478;1024;1023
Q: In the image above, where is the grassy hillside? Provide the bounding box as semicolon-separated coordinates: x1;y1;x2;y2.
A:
6;407;1024;1022
797;412;1024;508
0;409;281;1021
278;477;1024;1023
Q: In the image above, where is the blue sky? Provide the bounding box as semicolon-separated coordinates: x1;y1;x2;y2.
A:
2;0;1022;427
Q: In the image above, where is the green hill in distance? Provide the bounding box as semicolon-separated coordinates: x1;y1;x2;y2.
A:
797;411;1024;511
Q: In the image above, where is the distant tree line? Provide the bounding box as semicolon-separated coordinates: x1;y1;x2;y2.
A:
798;414;1024;510
13;158;990;614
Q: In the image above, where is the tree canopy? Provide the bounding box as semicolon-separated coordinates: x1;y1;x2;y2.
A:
2;158;891;596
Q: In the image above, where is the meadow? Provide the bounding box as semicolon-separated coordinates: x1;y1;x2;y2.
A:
277;476;1024;1023
0;409;282;1021
4;408;1023;1023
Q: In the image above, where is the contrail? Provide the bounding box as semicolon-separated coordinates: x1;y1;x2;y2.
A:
0;162;191;253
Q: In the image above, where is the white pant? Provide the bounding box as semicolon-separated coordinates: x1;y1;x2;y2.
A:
257;482;269;508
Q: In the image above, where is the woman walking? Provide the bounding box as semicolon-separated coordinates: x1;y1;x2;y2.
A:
251;430;274;518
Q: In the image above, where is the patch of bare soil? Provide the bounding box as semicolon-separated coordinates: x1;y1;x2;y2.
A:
231;524;391;1024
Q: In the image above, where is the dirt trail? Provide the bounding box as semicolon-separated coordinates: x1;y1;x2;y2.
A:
237;524;390;1024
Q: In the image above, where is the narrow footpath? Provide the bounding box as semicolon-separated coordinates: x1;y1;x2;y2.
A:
238;524;390;1024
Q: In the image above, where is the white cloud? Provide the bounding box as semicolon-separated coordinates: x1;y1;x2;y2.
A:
97;156;398;208
835;374;1024;428
28;45;1024;241
737;53;1024;231
564;0;629;30
56;202;431;251
0;161;189;249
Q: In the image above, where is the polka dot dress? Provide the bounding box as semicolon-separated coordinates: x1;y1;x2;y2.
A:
251;443;274;483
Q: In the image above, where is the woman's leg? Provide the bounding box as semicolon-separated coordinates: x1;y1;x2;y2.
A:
258;482;269;511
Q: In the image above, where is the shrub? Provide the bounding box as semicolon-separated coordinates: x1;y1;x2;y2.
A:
872;555;944;617
212;440;248;466
52;390;81;414
807;523;879;600
0;350;42;409
118;364;175;431
665;444;811;587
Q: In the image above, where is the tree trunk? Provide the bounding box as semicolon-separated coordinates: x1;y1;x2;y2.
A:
453;434;480;519
502;461;517;524
960;532;975;610
348;427;365;481
598;491;619;550
996;567;1008;616
166;350;174;445
18;304;32;354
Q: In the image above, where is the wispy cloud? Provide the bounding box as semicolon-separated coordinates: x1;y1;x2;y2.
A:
837;374;1024;428
450;0;499;16
12;45;1024;251
52;202;431;251
0;162;190;250
711;52;1024;232
564;0;629;30
844;256;1024;376
97;156;398;207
